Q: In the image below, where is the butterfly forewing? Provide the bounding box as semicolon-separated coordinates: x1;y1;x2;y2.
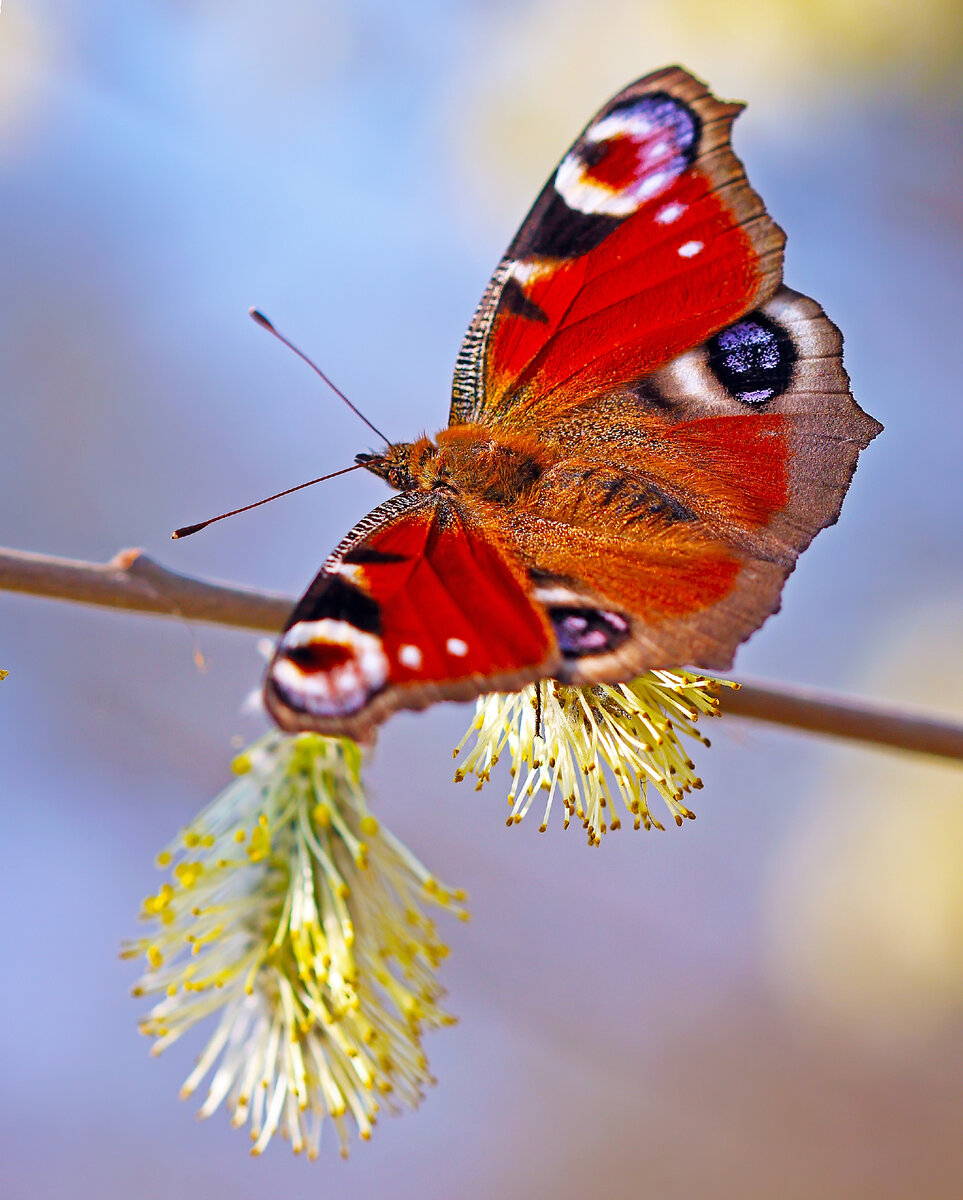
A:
451;66;785;426
265;494;557;738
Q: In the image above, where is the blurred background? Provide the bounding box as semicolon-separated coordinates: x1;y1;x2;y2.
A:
1;1;962;1196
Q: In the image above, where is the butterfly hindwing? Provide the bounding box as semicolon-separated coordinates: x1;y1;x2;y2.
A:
265;493;557;738
641;286;883;564
479;286;881;681
451;66;785;426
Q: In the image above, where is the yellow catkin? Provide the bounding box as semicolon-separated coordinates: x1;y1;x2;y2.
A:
454;673;736;845
125;731;467;1160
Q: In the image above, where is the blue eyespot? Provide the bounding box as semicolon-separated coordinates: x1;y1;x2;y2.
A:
707;313;796;404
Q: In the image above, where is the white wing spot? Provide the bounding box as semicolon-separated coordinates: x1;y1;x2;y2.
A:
512;258;554;286
446;637;469;658
678;240;703;257
332;561;363;583
398;644;423;670
637;170;670;199
655;202;685;224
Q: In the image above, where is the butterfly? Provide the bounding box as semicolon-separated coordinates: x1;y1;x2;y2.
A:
264;66;882;740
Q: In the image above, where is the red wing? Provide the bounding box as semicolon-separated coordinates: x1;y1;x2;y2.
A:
264;493;557;738
450;66;784;426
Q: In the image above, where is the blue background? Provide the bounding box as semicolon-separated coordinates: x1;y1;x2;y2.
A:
1;1;961;1196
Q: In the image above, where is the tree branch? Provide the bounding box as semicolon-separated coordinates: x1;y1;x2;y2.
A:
0;545;290;631
722;679;961;761
1;545;960;762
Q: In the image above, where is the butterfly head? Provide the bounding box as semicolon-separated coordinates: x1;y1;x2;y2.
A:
355;437;439;493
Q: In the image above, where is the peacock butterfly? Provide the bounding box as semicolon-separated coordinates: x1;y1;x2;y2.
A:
263;66;882;740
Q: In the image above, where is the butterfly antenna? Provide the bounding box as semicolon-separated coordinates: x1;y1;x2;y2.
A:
249;308;390;446
171;463;365;539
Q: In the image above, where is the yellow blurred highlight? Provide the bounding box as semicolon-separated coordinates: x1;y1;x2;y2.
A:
0;9;60;158
450;0;962;225
763;598;963;1049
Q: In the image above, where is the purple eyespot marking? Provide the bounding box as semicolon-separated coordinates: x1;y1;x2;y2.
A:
550;607;631;658
524;93;702;259
707;312;797;404
556;93;700;218
612;93;698;159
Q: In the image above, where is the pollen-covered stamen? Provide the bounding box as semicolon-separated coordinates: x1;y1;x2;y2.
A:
454;672;735;846
124;732;467;1159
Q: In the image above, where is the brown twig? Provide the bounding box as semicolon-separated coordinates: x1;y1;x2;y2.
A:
721;680;961;761
0;546;289;632
1;544;960;762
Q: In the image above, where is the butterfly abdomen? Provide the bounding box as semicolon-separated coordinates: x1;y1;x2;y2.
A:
525;462;698;532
